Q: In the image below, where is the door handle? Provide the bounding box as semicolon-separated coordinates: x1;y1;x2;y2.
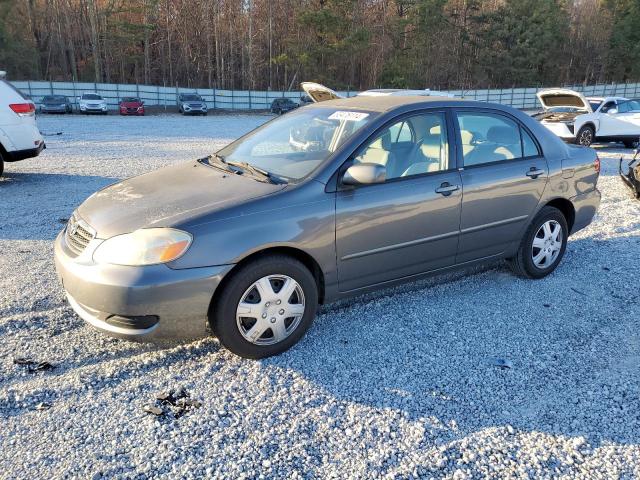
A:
435;183;460;196
526;167;545;179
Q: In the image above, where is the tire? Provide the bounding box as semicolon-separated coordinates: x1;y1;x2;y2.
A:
576;125;594;147
210;255;318;359
623;140;638;149
0;152;4;178
507;206;568;279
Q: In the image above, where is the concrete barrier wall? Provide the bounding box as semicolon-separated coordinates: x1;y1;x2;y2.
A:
11;80;640;111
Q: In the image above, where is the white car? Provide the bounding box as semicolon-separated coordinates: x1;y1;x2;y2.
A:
300;82;456;102
534;88;640;147
0;72;45;177
77;92;108;114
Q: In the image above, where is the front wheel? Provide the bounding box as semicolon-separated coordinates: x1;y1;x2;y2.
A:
507;206;568;279
576;125;594;147
210;255;318;359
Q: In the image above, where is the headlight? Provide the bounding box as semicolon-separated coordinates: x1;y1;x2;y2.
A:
93;228;192;266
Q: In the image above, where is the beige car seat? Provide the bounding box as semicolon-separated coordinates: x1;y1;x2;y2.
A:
356;131;396;171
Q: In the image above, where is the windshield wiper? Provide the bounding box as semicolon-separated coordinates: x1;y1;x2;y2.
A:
198;153;237;173
226;160;285;184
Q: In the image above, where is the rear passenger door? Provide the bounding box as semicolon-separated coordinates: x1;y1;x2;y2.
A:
454;109;548;263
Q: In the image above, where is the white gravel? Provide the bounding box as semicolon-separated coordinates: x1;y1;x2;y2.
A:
1;113;639;479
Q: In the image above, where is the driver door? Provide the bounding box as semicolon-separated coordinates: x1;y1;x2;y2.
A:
335;110;462;292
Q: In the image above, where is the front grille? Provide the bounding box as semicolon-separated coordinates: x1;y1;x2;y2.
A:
64;214;96;257
188;103;203;108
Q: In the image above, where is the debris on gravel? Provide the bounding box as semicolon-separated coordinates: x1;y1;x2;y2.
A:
1;114;639;478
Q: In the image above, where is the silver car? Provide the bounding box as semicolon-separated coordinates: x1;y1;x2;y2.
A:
54;96;601;358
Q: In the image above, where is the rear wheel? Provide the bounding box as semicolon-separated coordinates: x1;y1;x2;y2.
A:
210;255;318;359
623;139;638;149
576;125;594;147
507;206;568;279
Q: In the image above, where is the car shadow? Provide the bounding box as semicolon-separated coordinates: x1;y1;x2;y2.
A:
262;232;640;449
0;172;115;241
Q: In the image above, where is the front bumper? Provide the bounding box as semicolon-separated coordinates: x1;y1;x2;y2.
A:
541;121;576;140
570;188;601;234
54;230;233;341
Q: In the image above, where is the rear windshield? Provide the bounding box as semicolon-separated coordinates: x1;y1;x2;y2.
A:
1;80;28;100
82;94;102;100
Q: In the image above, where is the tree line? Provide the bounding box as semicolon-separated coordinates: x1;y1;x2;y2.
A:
1;0;639;91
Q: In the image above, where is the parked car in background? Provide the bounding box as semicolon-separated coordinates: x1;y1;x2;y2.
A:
299;94;314;106
119;97;145;116
301;82;456;103
0;73;45;177
177;93;207;115
40;95;73;114
55;94;600;358
534;89;640;147
270;98;298;114
78;93;108;115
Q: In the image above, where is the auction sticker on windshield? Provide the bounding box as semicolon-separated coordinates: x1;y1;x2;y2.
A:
328;111;370;121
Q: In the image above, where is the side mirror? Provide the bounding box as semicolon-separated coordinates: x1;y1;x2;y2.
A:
342;163;386;186
608;108;618;115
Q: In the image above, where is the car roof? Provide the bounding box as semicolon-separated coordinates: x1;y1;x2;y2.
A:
316;95;467;112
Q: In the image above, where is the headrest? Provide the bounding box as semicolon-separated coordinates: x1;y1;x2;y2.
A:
487;126;517;144
371;131;391;150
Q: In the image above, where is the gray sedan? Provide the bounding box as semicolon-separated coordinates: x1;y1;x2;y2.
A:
54;96;601;358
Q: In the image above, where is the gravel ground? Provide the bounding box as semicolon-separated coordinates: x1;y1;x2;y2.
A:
1;113;639;479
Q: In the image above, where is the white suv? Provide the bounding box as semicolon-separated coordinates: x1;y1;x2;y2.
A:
0;73;45;177
77;92;108;114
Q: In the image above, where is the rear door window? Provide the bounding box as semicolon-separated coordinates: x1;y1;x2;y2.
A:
456;111;539;166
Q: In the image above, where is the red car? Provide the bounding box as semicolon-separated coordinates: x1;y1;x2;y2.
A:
119;97;145;116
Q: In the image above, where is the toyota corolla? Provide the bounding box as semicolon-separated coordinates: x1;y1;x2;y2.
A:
55;95;601;358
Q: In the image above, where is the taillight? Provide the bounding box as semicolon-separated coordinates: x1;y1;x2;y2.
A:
9;103;36;116
594;155;601;174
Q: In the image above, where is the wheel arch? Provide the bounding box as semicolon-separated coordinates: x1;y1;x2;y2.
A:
208;246;327;318
544;197;575;233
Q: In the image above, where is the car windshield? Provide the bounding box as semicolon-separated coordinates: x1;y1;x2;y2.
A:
44;96;65;103
617;99;640;113
182;94;201;101
547;106;586;113
83;94;102;100
216;107;377;180
589;101;602;111
122;97;140;102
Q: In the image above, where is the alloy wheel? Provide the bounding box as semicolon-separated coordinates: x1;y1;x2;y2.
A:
578;129;593;146
236;275;305;345
531;220;563;269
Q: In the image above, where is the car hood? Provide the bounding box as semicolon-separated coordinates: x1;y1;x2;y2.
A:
77;161;285;238
81;100;104;105
536;88;592;112
300;82;343;103
121;102;142;107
